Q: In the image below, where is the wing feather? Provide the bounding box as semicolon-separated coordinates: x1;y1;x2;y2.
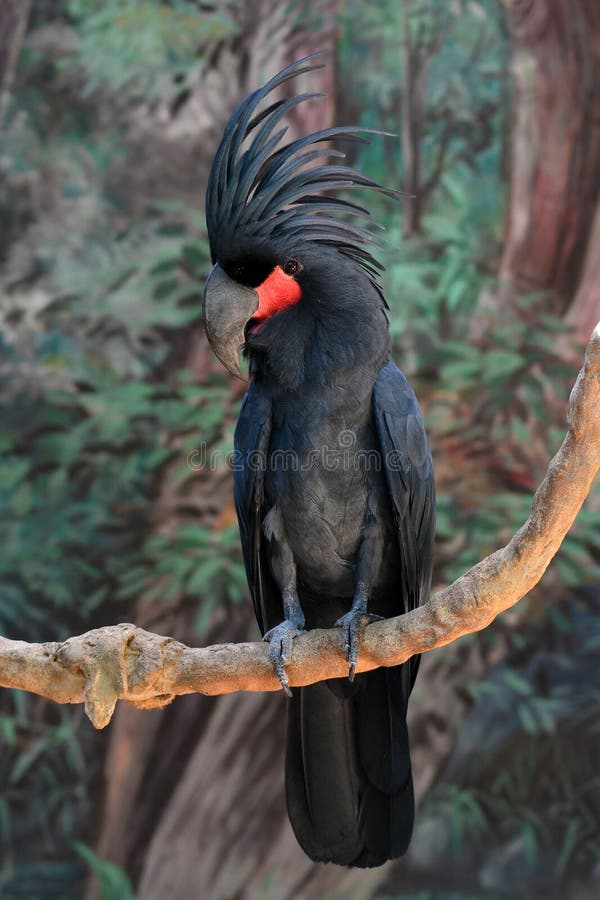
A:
233;382;279;634
373;360;436;685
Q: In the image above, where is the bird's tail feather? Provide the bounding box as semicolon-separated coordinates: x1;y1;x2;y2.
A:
285;666;414;867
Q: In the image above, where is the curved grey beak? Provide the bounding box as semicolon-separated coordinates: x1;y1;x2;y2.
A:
202;264;258;379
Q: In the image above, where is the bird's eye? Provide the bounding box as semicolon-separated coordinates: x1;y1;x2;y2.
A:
283;258;301;276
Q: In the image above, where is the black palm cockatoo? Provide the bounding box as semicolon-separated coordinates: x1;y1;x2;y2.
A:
202;55;435;868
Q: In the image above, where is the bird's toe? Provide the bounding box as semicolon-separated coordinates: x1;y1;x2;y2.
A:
263;620;305;697
335;609;383;681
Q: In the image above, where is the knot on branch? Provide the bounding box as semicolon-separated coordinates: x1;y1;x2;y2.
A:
55;624;186;728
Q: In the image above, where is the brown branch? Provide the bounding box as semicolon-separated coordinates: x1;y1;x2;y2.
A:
1;322;599;730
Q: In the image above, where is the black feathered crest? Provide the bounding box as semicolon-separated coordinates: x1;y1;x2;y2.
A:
205;53;402;285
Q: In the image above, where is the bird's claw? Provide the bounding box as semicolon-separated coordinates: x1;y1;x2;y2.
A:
263;620;305;698
335;609;383;681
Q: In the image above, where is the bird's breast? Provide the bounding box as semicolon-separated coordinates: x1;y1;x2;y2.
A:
264;399;382;598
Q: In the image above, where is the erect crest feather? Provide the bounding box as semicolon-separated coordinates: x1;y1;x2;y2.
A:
205;53;402;286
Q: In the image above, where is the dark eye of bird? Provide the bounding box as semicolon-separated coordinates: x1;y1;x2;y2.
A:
283;258;301;276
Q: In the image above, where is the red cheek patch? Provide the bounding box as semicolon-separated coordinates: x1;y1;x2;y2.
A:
254;265;302;322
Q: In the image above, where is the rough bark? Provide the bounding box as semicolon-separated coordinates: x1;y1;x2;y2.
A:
497;0;600;318
2;320;598;723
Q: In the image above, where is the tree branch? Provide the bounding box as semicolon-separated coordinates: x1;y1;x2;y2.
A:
1;322;599;729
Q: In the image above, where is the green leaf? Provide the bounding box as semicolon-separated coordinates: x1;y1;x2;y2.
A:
483;349;524;380
9;482;33;516
186;558;225;595
74;844;135;900
502;670;533;696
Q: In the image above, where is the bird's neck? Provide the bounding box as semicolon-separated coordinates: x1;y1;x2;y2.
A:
247;283;390;395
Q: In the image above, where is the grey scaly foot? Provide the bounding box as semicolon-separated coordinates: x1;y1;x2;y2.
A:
335;605;382;682
263;616;305;697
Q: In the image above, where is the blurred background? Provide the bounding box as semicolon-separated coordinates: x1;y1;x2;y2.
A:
1;1;599;898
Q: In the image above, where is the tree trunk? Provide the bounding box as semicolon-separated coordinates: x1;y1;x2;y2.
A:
0;0;31;113
401;63;423;238
565;197;600;340
497;0;600;329
401;2;424;237
0;0;31;264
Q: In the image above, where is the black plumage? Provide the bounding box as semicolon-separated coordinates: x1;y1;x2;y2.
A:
204;53;435;867
205;54;401;287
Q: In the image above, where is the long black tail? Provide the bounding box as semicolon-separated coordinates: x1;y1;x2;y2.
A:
285;666;414;867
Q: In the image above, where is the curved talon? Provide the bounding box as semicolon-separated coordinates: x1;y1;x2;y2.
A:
263;620;305;697
335;609;383;681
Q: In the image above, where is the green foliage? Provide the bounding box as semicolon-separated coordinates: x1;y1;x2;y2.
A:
427;292;600;588
141;524;247;623
64;0;238;100
0;862;85;899
423;596;600;884
426;784;493;858
0;703;87;845
0;213;241;642
338;0;506;213
383;157;504;355
0;694;96;898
